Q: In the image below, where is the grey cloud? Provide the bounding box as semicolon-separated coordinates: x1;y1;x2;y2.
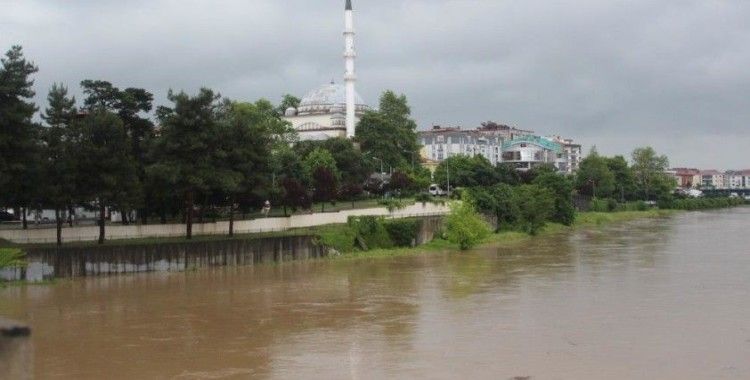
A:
2;0;749;168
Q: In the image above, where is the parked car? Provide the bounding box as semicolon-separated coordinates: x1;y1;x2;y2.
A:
429;184;446;196
0;210;16;222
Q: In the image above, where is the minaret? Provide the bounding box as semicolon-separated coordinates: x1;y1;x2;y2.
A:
344;0;357;138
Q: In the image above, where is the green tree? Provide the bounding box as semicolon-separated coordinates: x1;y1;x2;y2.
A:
41;83;77;245
149;88;223;239
468;184;518;232
495;163;521;185
0;46;40;229
80;80;155;224
605;155;636;201
433;155;496;189
631;147;674;201
575;149;615;198
303;148;338;182
533;172;576;226
514;184;555;235
356;91;419;170
296;138;370;185
69;110;140;244
445;200;491;250
214;100;280;235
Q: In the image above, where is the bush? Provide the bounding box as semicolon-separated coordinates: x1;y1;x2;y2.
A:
0;248;25;269
590;198;613;212
384;219;422;247
665;197;744;210
378;199;407;212
348;216;393;249
414;192;433;205
445;201;491;250
514;185;555;235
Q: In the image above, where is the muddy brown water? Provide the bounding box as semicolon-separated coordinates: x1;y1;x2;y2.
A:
1;208;750;379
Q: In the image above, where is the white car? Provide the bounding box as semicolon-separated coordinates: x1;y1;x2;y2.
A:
429;184;446;196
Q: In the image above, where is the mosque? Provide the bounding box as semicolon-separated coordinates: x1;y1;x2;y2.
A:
282;0;371;141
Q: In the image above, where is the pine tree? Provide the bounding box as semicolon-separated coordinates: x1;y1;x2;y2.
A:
0;46;40;228
149;88;222;239
41;83;77;245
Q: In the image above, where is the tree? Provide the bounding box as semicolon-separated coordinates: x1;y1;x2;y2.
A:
469;184;518;232
68;110;139;244
0;46;40;228
312;167;338;212
296;138;370;185
275;94;300;116
433;155;496;189
303;147;338;182
356;91;419;170
631;147;674;201
80;80;120;110
41;83;77;244
514;184;555;235
495;163;521;185
445;200;491;250
149;88;222;239
605;155;636;201
215;100;285;234
281;177;310;215
80;80;154;224
388;170;412;197
116;87;154;224
575;149;615;198
533;172;576;226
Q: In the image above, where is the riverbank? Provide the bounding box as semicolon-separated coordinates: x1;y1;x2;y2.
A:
334;209;676;260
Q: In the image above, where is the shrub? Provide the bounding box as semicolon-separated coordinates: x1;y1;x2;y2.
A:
378;198;407;212
0;248;25;269
514;185;555;235
445;201;491;250
414;192;433;205
384;219;422;247
348;216;393;249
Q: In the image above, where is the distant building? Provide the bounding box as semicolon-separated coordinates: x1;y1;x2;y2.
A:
671;168;701;188
700;170;725;189
418;123;581;173
418;123;533;165
501;135;563;171
549;136;582;175
724;170;750;189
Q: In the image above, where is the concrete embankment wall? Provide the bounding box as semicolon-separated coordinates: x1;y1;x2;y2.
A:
1;216;445;281
0;318;32;380
0;203;449;244
1;235;326;282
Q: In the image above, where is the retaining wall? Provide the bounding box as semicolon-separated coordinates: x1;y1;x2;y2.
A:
0;203;449;244
0;216;445;281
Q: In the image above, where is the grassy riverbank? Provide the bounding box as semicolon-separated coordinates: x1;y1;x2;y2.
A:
334;209;674;260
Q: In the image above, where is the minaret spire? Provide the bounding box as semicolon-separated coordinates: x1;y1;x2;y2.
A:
344;0;357;138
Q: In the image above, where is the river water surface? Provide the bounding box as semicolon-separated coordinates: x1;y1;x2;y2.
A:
2;208;750;379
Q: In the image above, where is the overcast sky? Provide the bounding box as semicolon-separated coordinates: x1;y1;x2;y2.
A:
2;0;749;169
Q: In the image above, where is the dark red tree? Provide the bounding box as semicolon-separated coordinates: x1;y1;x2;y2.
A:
312;166;338;212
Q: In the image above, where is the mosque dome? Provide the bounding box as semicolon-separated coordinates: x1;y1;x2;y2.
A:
296;82;369;115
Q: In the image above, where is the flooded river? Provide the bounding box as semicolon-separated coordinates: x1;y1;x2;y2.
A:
2;208;750;379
